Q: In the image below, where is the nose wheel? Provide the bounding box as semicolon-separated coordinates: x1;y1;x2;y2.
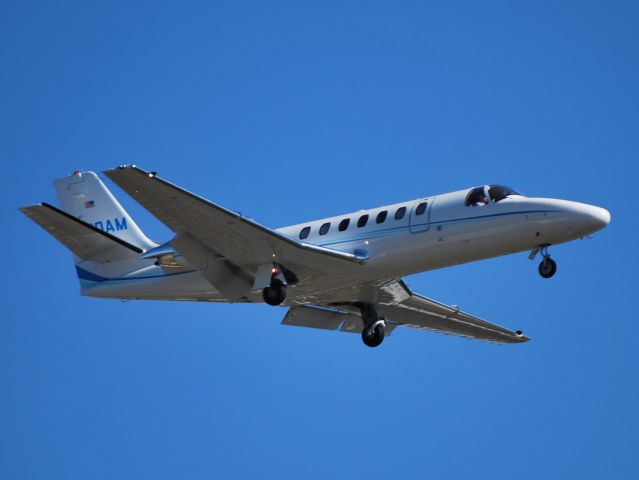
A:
536;245;557;279
539;257;557;278
360;304;385;348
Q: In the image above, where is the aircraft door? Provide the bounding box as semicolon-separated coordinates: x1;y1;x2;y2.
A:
409;198;433;233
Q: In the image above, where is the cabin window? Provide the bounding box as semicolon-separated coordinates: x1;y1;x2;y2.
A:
338;218;350;232
357;214;369;228
319;222;331;235
376;211;388;224
415;202;427;215
395;206;406;220
299;226;311;240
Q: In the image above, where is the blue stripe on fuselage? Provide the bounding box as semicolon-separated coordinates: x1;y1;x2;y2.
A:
315;209;560;247
76;266;196;285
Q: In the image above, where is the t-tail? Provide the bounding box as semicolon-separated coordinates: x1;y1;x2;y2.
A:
20;171;157;290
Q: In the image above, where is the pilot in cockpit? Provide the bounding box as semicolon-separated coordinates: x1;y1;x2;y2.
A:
474;193;489;207
466;184;523;207
466;186;489;207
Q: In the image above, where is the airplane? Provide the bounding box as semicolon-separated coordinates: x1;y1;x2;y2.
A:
20;166;611;347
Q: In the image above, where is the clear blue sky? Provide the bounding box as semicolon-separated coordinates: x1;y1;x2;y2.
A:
1;1;637;478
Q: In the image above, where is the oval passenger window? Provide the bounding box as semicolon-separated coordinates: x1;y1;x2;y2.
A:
319;222;331;235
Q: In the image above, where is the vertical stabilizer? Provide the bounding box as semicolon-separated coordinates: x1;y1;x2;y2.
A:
54;171;156;251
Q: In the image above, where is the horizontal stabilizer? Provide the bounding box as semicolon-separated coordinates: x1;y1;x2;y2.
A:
20;203;143;262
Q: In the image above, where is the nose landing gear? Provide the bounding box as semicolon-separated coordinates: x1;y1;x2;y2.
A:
533;245;557;279
539;257;557;278
360;304;385;348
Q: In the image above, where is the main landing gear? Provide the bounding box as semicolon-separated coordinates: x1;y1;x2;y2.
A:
263;278;286;306
534;245;557;279
360;304;385;348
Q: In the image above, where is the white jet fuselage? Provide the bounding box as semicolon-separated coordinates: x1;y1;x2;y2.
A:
81;187;610;303
23;169;612;346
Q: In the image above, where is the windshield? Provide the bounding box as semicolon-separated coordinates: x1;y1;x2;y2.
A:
465;186;488;206
466;185;523;206
488;185;522;203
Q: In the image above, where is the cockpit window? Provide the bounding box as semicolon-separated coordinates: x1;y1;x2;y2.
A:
466;185;523;206
465;186;489;207
488;185;522;203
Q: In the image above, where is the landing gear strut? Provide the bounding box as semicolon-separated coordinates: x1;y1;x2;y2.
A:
537;245;557;279
263;278;286;306
360;304;385;348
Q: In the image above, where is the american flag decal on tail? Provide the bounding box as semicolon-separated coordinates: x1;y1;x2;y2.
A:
84;200;95;208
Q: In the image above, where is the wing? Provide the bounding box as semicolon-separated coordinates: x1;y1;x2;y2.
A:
377;282;528;343
20;203;142;262
283;279;528;344
103;166;367;296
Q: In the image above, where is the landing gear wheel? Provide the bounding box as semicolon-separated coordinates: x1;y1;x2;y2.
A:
538;257;557;278
263;279;286;306
362;322;385;348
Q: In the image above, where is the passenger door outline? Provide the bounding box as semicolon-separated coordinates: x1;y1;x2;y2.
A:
409;198;433;233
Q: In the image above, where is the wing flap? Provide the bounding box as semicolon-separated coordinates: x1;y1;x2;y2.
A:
20;203;143;262
282;306;352;331
171;233;253;300
282;305;398;335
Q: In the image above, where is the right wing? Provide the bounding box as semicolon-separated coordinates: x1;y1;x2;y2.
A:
283;279;528;344
377;289;528;343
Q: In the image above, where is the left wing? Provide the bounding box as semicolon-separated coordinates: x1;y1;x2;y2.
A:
103;166;368;296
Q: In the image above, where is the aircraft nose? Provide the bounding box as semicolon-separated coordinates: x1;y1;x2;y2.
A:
573;203;611;234
587;205;611;229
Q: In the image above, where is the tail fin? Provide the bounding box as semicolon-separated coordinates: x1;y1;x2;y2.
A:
54;171;156;251
22;170;158;291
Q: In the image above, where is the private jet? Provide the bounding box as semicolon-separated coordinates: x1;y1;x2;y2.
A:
21;166;610;347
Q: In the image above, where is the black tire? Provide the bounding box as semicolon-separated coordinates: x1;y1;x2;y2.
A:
263;279;286;306
362;323;385;348
538;257;557;278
